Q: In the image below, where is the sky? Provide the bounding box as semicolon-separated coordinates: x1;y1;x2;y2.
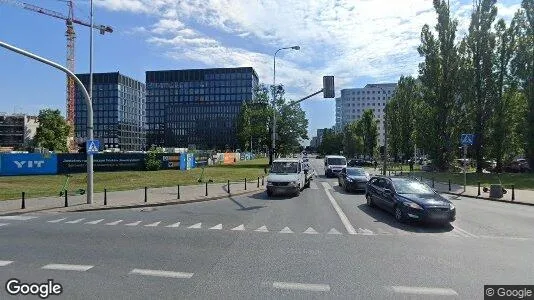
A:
0;0;523;143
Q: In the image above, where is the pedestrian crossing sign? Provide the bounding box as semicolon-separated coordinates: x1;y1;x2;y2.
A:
86;140;100;154
461;134;474;146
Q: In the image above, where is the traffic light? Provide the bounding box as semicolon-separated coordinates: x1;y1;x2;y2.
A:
323;76;335;98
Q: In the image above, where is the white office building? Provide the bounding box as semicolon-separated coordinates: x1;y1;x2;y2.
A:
335;83;397;146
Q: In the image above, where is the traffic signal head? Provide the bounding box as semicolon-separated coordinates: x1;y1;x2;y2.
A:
323;76;335;98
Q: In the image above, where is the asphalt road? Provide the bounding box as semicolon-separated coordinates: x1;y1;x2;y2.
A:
0;158;533;299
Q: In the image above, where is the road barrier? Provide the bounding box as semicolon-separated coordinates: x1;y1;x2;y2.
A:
205;182;208;196
245;178;247;190
227;180;231;194
512;185;515;201
144;187;147;203
21;192;25;209
64;190;68;207
478;182;481;196
177;185;180;200
104;188;107;206
257;177;260;188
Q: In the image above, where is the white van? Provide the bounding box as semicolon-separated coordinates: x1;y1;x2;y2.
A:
324;155;347;177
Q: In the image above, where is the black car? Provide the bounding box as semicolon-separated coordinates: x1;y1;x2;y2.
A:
365;176;456;224
338;167;370;192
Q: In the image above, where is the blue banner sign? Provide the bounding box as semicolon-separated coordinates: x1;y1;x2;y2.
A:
0;153;58;176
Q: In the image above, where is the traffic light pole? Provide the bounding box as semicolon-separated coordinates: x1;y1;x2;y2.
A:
288;89;324;107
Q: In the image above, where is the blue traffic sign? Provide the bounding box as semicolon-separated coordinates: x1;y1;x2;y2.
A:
461;134;474;146
86;140;100;154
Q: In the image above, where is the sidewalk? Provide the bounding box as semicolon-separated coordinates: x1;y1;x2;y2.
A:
364;168;534;206
0;180;266;215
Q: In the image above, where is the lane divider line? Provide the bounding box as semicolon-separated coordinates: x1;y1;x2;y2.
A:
272;281;331;292
105;220;123;226
0;260;13;266
129;268;194;279
65;218;85;224
0;223;9;227
42;264;94;272
48;218;66;223
125;221;142;226
390;286;458;296
85;219;104;225
0;216;38;221
321;182;357;235
453;226;478;238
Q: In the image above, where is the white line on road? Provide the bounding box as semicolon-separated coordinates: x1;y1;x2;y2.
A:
254;225;269;232
48;218;66;223
188;222;202;229
0;260;13;266
105;220;123;226
272;282;331;292
453;226;478;238
390;286;458;296
144;221;161;227
65;218;85;224
0;216;37;221
327;228;342;235
42;264;93;272
310;181;319;190
303;227;319;234
321;182;356;235
0;223;9;227
231;224;245;231
85;219;104;225
279;227;293;233
209;224;222;230
129;269;194;279
357;228;374;235
125;221;142;226
165;222;181;228
376;228;392;235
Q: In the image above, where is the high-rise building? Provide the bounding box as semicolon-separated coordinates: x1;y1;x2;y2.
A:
0;114;38;150
74;72;146;151
335;83;397;146
145;67;259;150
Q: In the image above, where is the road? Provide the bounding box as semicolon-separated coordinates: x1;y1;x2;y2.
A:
1;158;533;299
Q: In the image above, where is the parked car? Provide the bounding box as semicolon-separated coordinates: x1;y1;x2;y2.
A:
366;176;456;224
503;159;531;173
266;158;314;197
338;167;370;192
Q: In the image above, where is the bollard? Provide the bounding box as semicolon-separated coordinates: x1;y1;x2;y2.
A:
511;184;515;201
228;180;231;194
64;190;68;207
257;177;260;188
144;187;147;203
477;182;481;196
21;192;25;209
420;176;423;182
245;178;247;190
394;170;397;176
177;185;180;199
432;178;435;188
262;176;264;186
448;179;451;191
205;182;208;196
104;188;107;206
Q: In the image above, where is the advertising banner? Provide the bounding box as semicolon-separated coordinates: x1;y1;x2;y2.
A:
157;153;181;170
0;153;58;176
57;153;145;174
223;153;236;165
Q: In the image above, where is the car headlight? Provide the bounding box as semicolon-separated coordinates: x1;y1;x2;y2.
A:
267;181;273;186
449;203;455;210
346;178;353;182
403;201;423;210
289;181;299;186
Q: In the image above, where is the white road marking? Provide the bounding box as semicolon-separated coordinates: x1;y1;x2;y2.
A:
85;219;104;225
376;228;392;235
65;218;85;224
144;221;161;227
105;220;123;226
272;282;331;292
453;226;478;238
209;224;222;230
303;227;319;234
321;182;357;235
165;222;181;228
231;224;245;231
327;228;342;235
279;227;293;233
48;218;66;223
390;286;458;296
357;228;374;235
129;269;194;279
0;216;37;221
188;223;202;229
42;264;93;272
0;260;13;266
254;225;269;232
0;223;9;227
309;181;319;190
125;221;142;226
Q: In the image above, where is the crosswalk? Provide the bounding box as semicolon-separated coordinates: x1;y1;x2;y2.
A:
40;216;482;238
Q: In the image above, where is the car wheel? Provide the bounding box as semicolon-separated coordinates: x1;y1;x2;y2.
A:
394;205;405;223
366;194;374;207
304;181;310;188
267;189;273;197
295;185;301;196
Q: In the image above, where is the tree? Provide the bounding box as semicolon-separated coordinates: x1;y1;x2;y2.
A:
34;109;70;152
275;95;309;156
236;85;271;153
318;129;342;155
417;0;460;170
145;145;163;171
358;109;379;158
510;0;534;171
236;102;252;151
342;121;363;158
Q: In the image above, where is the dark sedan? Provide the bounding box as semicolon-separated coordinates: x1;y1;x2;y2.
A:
365;176;456;224
338;167;370;192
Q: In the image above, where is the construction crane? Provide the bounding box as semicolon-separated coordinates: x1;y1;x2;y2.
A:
0;0;113;151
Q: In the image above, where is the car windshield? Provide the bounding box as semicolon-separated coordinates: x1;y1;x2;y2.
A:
327;158;346;165
270;162;298;174
347;169;366;176
392;179;435;195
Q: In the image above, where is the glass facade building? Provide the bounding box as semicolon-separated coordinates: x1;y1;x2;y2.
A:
145;67;259;150
74;72;146;151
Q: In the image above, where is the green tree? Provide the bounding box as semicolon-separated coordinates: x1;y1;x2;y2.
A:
417;0;460;170
236;102;252;151
145;145;163;171
34;109;70;152
318;129;342;155
510;0;534;171
358;109;378;158
342;121;363;158
236;85;271;153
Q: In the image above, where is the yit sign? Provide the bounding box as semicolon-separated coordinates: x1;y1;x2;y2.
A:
0;153;57;175
13;160;45;168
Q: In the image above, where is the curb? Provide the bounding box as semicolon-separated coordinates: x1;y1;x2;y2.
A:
441;191;534;207
0;188;265;215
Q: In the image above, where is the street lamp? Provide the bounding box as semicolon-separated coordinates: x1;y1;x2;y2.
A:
368;84;388;176
271;45;300;164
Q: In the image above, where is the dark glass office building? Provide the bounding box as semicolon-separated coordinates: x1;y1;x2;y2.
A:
145;67;259;149
74;72;146;151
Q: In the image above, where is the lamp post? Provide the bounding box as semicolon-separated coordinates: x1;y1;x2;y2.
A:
368;84;389;176
270;45;300;165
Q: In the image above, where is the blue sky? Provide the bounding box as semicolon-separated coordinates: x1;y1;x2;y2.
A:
0;0;522;142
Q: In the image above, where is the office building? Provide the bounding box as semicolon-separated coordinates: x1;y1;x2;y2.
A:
0;114;38;150
74;72;146;151
145;67;259;149
335;83;397;145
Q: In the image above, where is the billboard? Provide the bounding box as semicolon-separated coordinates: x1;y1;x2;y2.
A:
224;153;236;165
57;153;146;173
0;153;58;176
157;153;181;170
